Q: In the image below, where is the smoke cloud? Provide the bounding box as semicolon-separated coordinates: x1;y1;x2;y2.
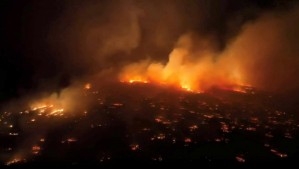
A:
1;0;299;103
222;6;299;92
119;2;299;93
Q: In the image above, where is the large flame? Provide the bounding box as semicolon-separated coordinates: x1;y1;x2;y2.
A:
28;84;90;117
119;34;249;93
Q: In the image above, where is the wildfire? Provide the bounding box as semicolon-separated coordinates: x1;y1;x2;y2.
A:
30;104;64;117
31;105;53;111
120;77;148;84
181;84;193;92
5;157;26;166
47;109;64;116
119;34;250;93
32;145;41;155
129;79;148;83
84;83;91;90
130;144;140;151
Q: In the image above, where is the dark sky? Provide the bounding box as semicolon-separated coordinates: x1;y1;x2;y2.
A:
0;0;295;102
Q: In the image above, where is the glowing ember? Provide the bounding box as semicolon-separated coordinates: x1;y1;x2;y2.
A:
32;145;41;154
128;79;148;84
142;128;151;131
232;88;247;93
250;117;259;123
264;144;270;147
47;109;64;116
203;114;214;119
189;125;198;131
130;144;140;151
30;103;65;117
215;138;222;142
153;133;166;140
84;83;91;90
162;121;171;125
31;105;53;111
246;127;256;131
265;132;274;138
61;138;78;144
155;118;162;123
184;138;192;143
236;156;246;163
112;103;124;107
284;133;293;139
67;138;77;142
220;122;230;133
270;149;288;158
6;158;24;166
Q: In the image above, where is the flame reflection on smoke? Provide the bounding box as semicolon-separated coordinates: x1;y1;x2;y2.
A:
119;34;250;93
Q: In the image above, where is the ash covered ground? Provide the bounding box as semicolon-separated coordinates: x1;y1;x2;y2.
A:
0;82;299;167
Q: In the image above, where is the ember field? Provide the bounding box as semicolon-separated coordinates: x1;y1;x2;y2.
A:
0;82;298;167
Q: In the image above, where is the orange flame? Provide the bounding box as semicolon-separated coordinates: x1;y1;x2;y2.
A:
119;34;250;93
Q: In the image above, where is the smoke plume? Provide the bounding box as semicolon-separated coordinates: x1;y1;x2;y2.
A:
120;2;299;93
1;0;299;103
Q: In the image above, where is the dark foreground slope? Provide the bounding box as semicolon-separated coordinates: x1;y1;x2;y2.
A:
0;82;298;167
